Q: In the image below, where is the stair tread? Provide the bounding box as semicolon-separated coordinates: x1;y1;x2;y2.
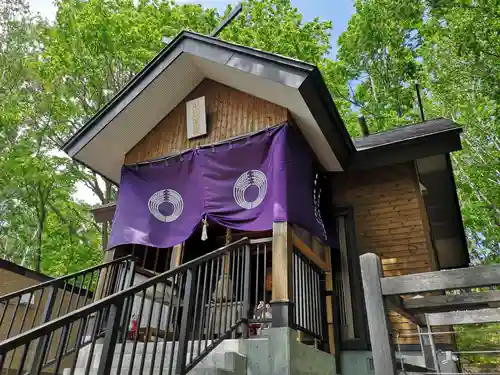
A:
64;367;240;375
67;350;247;375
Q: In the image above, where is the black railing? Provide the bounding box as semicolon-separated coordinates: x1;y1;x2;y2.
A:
0;239;251;375
131;245;174;275
247;238;272;334
292;248;327;343
0;255;134;342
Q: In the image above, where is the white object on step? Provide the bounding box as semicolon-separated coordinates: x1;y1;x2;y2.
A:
201;215;209;241
212;275;233;302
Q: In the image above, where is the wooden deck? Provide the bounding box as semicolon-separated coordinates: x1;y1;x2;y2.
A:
360;253;500;375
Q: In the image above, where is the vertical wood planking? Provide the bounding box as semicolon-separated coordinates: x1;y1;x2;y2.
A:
171;243;184;269
125;79;288;164
271;222;293;302
331;162;434;345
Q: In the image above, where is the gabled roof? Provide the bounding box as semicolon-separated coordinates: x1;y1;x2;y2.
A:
62;31;354;183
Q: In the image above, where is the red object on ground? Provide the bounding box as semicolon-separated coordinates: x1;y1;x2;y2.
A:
248;323;261;336
127;316;137;340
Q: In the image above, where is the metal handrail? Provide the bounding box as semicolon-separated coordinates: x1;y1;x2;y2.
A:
0;255;133;303
0;254;135;356
0;238;248;348
0;238;251;375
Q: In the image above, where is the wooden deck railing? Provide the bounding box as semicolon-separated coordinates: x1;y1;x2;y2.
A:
359;253;500;375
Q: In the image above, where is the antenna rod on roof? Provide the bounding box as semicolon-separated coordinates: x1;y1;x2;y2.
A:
210;3;243;37
415;82;425;122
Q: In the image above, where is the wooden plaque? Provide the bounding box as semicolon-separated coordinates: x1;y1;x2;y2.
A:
186;96;207;139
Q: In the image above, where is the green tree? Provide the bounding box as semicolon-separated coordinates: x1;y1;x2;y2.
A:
336;0;499;368
40;0;339;248
40;0;222;248
221;0;332;64
0;0;102;274
337;0;425;128
419;0;500;261
336;0;499;262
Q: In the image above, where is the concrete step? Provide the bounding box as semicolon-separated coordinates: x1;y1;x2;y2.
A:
73;340;246;369
74;342;208;369
113;340;212;355
64;351;246;375
64;368;237;375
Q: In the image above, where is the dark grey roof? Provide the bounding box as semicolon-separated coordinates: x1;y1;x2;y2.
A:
348;118;463;171
353;118;462;151
0;258;52;283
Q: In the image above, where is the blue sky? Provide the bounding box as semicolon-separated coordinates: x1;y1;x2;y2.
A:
191;0;355;57
292;0;355;57
30;0;355;58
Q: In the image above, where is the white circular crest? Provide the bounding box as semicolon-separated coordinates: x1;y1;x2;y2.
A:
148;189;184;222
233;170;268;210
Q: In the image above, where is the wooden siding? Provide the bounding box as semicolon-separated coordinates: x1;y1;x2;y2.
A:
331;162;436;345
125;79;288;164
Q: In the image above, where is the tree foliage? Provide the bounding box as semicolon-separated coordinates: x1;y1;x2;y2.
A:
0;0;497;365
0;0;101;274
336;0;499;262
0;0;497;283
336;1;499;366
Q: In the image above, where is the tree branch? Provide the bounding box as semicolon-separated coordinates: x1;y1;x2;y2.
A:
47;202;95;249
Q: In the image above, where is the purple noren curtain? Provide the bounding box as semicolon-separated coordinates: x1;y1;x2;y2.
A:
108;124;335;250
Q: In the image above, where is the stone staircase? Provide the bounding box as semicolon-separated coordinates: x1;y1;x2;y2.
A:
60;329;338;375
63;340;248;375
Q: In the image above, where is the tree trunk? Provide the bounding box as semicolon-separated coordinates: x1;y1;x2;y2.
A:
370;75;379;103
101;180;113;250
34;205;46;273
102;221;108;250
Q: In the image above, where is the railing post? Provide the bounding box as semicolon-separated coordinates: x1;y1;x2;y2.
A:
270;222;294;328
359;253;397;375
242;244;251;338
424;315;441;373
29;285;58;374
319;273;330;352
418;324;440;371
119;259;136;336
97;300;124;375
176;268;197;375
